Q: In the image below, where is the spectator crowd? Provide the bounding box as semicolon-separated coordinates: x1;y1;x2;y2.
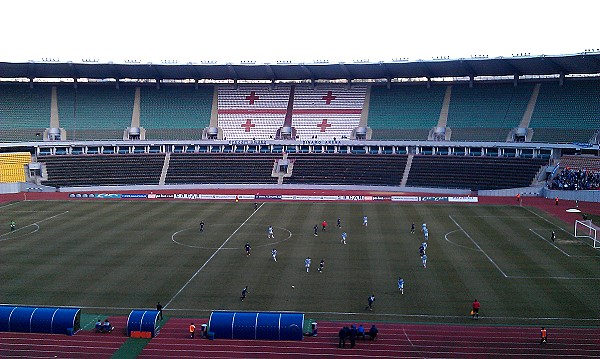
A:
549;168;600;190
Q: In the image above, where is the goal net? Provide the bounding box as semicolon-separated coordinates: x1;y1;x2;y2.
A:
574;220;599;248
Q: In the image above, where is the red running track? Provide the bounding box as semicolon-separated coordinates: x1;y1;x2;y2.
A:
0;315;128;358
137;318;600;359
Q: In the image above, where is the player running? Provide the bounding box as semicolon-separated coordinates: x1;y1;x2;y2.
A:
318;258;325;273
10;220;16;231
240;286;249;301
268;225;274;239
314;225;319;237
422;254;427;268
245;242;251;256
363;216;368;226
341;232;347;245
305;257;311;273
411;223;415;234
271;248;277;262
398;277;404;294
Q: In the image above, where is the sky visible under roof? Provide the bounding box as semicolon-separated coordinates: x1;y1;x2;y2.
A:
2;0;597;64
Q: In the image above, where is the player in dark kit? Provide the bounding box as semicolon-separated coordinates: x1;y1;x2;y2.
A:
240;286;249;301
245;242;251;256
199;221;204;232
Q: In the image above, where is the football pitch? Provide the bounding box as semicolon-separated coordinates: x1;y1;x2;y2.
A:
1;200;599;327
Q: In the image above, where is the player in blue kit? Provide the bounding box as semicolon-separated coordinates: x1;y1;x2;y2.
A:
268;225;274;239
271;248;277;262
398;277;404;294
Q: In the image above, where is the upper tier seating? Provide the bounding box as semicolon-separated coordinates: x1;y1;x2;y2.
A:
406;155;547;190
217;85;366;140
447;83;533;141
291;85;365;140
286;154;407;186
40;154;165;187
218;85;290;140
56;85;135;140
165;153;280;184
0;84;50;142
140;86;213;140
530;80;600;143
368;85;445;140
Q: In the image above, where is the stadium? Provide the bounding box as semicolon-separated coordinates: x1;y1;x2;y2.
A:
1;49;600;357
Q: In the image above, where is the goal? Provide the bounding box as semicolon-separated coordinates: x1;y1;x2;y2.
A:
574;220;599;248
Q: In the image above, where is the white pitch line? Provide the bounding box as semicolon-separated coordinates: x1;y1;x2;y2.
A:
164;202;265;309
449;215;508;278
529;228;571;257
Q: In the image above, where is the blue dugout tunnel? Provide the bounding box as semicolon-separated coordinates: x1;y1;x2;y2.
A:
0;305;80;335
208;311;304;340
127;310;160;337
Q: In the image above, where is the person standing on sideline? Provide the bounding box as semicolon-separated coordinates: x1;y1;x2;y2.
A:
314;224;319;237
254;202;258;210
551;231;556;242
365;294;375;311
540;327;547;344
189;322;196;338
338;326;347;348
156;302;163;320
271;248;277;262
305;257;311;272
411;223;415;234
341;231;347;245
398;277;404;294
472;299;480;319
240;286;249;301
363;216;368;226
245;242;251;256
268;225;274;239
199;221;204;232
555;197;559;206
421;254;427;268
318;258;325;273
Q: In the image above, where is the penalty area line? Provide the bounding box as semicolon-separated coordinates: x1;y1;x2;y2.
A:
449;215;508;278
164;202;265;309
529;228;571;257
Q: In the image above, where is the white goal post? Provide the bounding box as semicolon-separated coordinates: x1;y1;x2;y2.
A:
574;220;599;248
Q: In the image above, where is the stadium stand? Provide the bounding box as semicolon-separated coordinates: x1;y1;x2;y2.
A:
447;83;533;141
529;80;600;143
285;154;407;186
56;85;135;140
40;154;165;187
367;84;445;140
165;153;280;184
406;155;547;190
140;86;213;140
0;84;50;142
291;85;366;140
0;152;31;183
217;84;366;140
556;155;600;172
218;85;289;140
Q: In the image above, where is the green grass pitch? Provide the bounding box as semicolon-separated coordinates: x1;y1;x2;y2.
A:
1;200;599;327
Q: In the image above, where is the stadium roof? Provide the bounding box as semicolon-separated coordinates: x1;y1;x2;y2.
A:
1;53;600;82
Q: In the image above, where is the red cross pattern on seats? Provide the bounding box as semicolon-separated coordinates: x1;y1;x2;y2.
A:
245;91;260;105
316;119;332;132
321;91;336;104
241;119;256;132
